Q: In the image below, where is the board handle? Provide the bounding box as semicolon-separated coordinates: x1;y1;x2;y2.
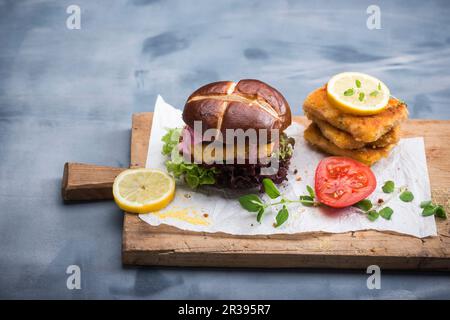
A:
61;162;126;201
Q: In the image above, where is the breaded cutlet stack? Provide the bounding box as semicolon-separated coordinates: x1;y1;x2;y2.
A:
303;86;409;166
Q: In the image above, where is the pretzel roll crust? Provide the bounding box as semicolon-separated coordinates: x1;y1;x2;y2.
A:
182;79;292;142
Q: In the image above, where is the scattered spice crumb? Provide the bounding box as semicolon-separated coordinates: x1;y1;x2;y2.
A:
203;213;209;218
293;169;298;174
296;176;302;181
272;223;277;227
250;224;254;227
377;198;384;204
184;193;191;199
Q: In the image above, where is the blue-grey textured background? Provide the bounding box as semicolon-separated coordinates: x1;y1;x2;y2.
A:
0;0;449;299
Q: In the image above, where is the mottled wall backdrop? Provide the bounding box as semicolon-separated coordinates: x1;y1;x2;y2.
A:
1;0;450;120
0;0;449;299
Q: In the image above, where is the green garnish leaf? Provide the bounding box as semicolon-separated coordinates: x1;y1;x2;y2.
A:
344;88;354;96
262;178;281;199
367;210;379;222
299;195;314;207
238;194;264;212
422;205;437;217
420;200;432;208
419;200;447;219
306;185;315;199
379;207;394;220
399;190;414;202
358;92;365;102
382;180;395;193
256;207;265;223
275;205;289;227
370;90;379;97
435;205;447;219
378;82;382;91
354;199;373;212
356;79;361;88
420;203;446;219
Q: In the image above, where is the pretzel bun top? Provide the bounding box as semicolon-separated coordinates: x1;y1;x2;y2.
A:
182;79;292;142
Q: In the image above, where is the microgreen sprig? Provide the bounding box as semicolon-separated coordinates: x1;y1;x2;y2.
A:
420;200;447;219
354;198;394;222
354;181;412;221
343;79;384;102
238;179;320;227
240;179;446;227
355;180;446;222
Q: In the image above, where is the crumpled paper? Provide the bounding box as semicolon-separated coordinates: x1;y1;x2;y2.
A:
140;95;437;238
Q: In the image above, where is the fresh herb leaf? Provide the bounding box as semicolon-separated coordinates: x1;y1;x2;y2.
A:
378;82;382;91
358;92;365;102
356;79;361;88
297;185;318;207
256;207;265;223
238;194;264;212
275;205;289;227
382;180;395;193
262;178;281;199
420;200;432;208
367;210;379;222
344;88;354;96
379;207;394;220
299;195;314;207
422;205;437;216
354;199;373;212
370;90;379;97
306;185;315;199
435;205;447;219
419;200;447;219
399;190;414;202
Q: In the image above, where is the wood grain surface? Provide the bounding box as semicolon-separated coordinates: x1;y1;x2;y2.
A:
62;162;125;201
122;113;450;270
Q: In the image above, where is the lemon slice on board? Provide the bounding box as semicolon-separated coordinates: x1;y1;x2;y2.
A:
327;72;390;115
113;169;175;214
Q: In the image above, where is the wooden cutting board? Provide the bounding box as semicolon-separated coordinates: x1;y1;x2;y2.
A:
122;113;450;270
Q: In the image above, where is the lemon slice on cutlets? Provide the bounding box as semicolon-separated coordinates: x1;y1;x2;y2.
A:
327;72;390;115
113;168;175;214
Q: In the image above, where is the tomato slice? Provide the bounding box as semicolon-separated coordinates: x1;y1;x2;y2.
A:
314;157;376;208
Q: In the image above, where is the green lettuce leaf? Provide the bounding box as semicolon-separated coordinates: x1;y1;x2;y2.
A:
161;128;182;156
161;127;218;189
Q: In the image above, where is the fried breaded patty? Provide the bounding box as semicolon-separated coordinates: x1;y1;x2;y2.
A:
304;123;395;166
313;117;401;150
303;86;408;143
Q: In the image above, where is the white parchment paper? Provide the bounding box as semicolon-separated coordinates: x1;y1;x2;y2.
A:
140;96;437;238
